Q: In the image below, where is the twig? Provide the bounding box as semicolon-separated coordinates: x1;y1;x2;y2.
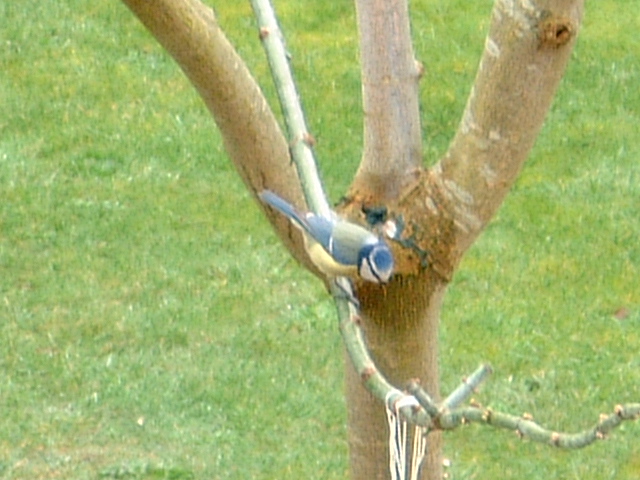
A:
406;379;440;418
442;363;493;410
250;0;329;217
436;403;640;449
251;0;360;310
406;364;493;418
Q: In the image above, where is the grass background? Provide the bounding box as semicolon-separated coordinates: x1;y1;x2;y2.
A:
1;0;638;479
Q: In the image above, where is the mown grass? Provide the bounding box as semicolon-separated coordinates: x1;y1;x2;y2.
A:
1;1;638;479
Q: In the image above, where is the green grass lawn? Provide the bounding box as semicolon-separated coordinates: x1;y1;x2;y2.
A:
1;1;638;479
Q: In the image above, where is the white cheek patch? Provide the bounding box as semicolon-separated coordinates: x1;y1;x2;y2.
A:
359;257;380;284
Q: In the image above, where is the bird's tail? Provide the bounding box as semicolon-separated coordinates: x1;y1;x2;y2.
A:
259;190;308;230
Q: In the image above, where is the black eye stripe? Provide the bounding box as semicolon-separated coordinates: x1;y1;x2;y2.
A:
367;254;383;283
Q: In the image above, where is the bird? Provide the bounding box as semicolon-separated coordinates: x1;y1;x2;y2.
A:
259;190;394;284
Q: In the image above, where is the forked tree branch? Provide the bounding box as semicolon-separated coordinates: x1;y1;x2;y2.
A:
341;291;640;447
123;0;638;472
250;0;427;426
246;0;639;451
340;294;640;448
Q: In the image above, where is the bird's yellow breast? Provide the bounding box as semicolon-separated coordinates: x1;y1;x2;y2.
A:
304;237;358;277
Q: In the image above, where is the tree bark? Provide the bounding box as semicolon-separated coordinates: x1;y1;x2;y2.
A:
352;0;423;201
437;0;584;253
346;276;446;480
121;1;584;479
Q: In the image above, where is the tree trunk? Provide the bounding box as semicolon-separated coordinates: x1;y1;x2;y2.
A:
345;1;583;479
346;275;446;480
347;1;443;478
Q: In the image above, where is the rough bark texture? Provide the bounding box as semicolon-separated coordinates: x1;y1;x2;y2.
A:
346;2;441;477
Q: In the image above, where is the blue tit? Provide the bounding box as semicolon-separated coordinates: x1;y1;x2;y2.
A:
259;190;394;283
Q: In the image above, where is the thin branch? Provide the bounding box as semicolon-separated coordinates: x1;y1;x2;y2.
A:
251;0;363;307
250;0;330;217
336;300;640;450
406;364;493;415
442;364;493;410
406;379;440;418
332;289;432;427
437;403;640;449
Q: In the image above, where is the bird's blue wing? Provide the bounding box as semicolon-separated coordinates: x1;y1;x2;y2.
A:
323;221;377;266
260;190;337;244
303;215;335;251
259;190;312;231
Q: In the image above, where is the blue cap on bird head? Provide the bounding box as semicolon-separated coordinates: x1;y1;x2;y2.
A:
358;242;394;284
